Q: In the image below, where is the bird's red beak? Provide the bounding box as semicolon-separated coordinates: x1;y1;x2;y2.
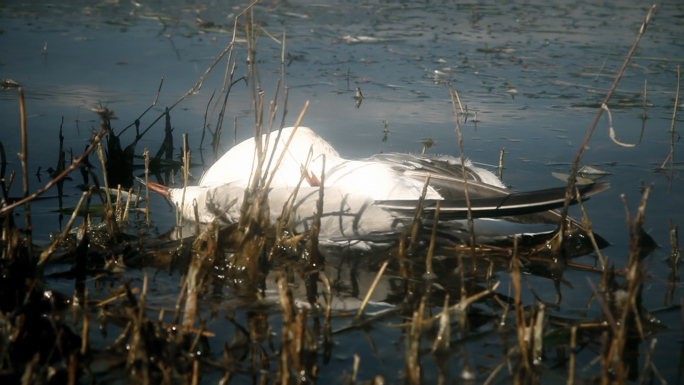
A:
145;181;171;197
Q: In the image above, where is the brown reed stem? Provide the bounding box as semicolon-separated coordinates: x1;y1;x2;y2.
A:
115;185;122;222
658;65;681;188
574;187;605;268
355;260;389;318
307;153;325;271
558;5;656;243
122;186;133;225
81;286;89;356
143;148;150;226
637;339;658;385
511;235;531;371
641;78;648;121
408;174;430;252
178;134;190;226
498;147;505;182
448;83;477;270
424;200;441;279
264;101;309;191
18;86;33;261
567;326;577;385
96;139;112;210
38;191;88;264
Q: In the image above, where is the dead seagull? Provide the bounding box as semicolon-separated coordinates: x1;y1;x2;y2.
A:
144;126;609;250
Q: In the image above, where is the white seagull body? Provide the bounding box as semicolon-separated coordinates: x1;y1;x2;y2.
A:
146;126;608;249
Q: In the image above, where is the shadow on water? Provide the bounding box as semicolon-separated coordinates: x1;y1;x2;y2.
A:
1;1;683;384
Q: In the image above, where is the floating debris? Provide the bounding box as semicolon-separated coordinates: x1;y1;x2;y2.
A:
579;164;612;175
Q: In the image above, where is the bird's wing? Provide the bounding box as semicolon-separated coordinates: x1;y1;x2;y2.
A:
375;182;609;220
368;153;510;199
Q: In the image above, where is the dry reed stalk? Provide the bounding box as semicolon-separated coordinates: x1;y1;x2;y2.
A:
1;170;15;199
448;83;477;270
143;147;150;225
121;186;133;225
261;82;289;186
212;57;239;160
594;186;652;382
319;272;334;355
421;281;499;332
182;257;201;330
38;191;88;264
558;5;656;244
637;338;658;385
264;80;281;138
510;236;532;372
275;274;316;383
586;277;618;333
483;360;506;385
191;359;199;385
95;287;140;307
574;187;605;268
352;354;360;383
17;87;33;261
532;302;545;365
657;66;680;177
404;297;425;384
424;200;441;279
408;174;430;251
139;269;148;326
431;294;450;354
177;134;190;227
355;260;389;318
666;220;681;304
81;286;89;356
96;134;113;212
486;259;495;289
604;103;636;147
641;79;648;121
115;185;122;222
94;112;121;241
173;278;188;326
264;101;310;191
188;319;206;354
280;32;288;118
199;90;215;152
498;147;505;182
307;154;326;270
192;200;200;235
270;171;307;257
245;10;262;119
567;325;577;385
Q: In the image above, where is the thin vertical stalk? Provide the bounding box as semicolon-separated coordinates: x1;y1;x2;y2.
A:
448;83;477;270
558;5;656;242
424;200;441;279
666;66;681;192
143;148;150;226
18;87;33;261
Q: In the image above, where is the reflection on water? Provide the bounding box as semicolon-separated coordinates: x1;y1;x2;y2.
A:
1;0;683;383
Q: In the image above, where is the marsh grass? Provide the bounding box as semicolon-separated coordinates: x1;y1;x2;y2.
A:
0;2;675;384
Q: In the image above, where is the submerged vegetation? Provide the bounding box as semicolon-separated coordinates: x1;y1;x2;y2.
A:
0;2;681;384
